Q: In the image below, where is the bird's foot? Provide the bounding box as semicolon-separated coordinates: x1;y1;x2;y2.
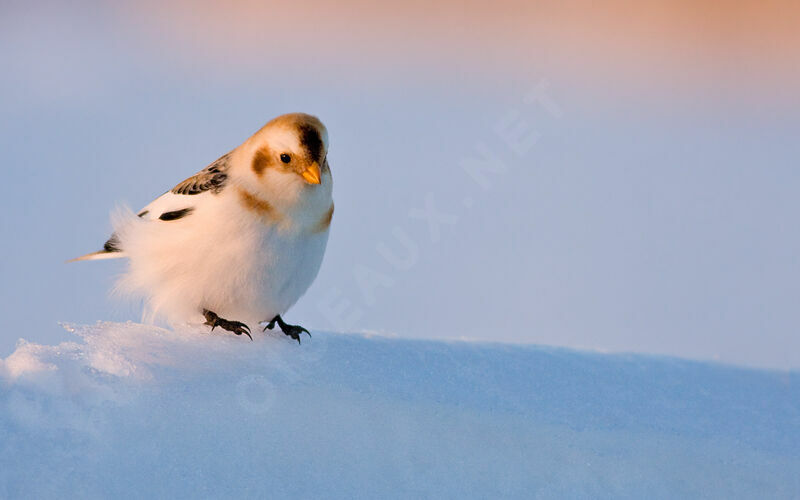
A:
203;309;252;341
263;315;310;344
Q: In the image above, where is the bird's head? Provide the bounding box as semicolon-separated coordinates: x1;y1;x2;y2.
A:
245;112;330;190
234;113;332;225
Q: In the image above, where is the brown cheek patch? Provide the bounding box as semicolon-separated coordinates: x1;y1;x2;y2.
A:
251;147;274;176
313;203;334;233
238;188;283;224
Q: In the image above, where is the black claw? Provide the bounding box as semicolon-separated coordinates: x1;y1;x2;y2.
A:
263;315;311;344
229;321;252;341
240;327;253;341
203;309;252;341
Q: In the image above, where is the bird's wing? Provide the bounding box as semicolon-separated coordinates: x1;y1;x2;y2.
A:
69;152;232;262
137;150;232;220
169;152;231;196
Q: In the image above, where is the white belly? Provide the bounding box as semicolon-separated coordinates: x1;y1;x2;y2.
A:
251;224;329;321
116;191;330;327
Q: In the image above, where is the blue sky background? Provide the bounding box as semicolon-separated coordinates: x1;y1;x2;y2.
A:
1;0;798;369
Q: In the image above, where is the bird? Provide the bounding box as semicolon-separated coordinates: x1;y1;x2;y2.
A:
70;113;334;343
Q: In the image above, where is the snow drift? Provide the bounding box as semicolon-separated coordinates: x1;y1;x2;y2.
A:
1;323;798;498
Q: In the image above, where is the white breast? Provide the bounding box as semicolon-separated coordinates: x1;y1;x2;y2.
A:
252;222;330;320
115;186;332;327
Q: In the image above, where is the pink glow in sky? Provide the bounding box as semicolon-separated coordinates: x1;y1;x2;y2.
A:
109;0;800;103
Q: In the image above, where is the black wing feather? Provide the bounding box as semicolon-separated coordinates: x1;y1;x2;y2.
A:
171;152;232;195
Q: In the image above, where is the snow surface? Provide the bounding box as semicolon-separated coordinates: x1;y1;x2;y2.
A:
1;323;798;498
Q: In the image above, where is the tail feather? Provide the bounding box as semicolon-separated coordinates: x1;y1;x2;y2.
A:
68;231;127;263
67;250;127;263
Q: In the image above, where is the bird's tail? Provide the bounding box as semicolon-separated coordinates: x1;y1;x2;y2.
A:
67;249;127;263
68;230;128;263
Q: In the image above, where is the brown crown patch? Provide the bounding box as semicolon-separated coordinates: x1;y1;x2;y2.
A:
265;113;327;163
266;113;325;133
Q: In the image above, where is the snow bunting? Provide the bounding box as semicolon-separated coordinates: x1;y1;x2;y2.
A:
71;113;334;342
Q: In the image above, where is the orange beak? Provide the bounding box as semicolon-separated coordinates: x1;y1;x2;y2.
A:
301;162;321;184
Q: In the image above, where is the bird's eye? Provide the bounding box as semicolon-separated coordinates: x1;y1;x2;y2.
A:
280;153;291;164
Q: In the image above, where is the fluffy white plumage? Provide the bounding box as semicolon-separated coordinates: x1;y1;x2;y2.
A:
74;113;334;337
